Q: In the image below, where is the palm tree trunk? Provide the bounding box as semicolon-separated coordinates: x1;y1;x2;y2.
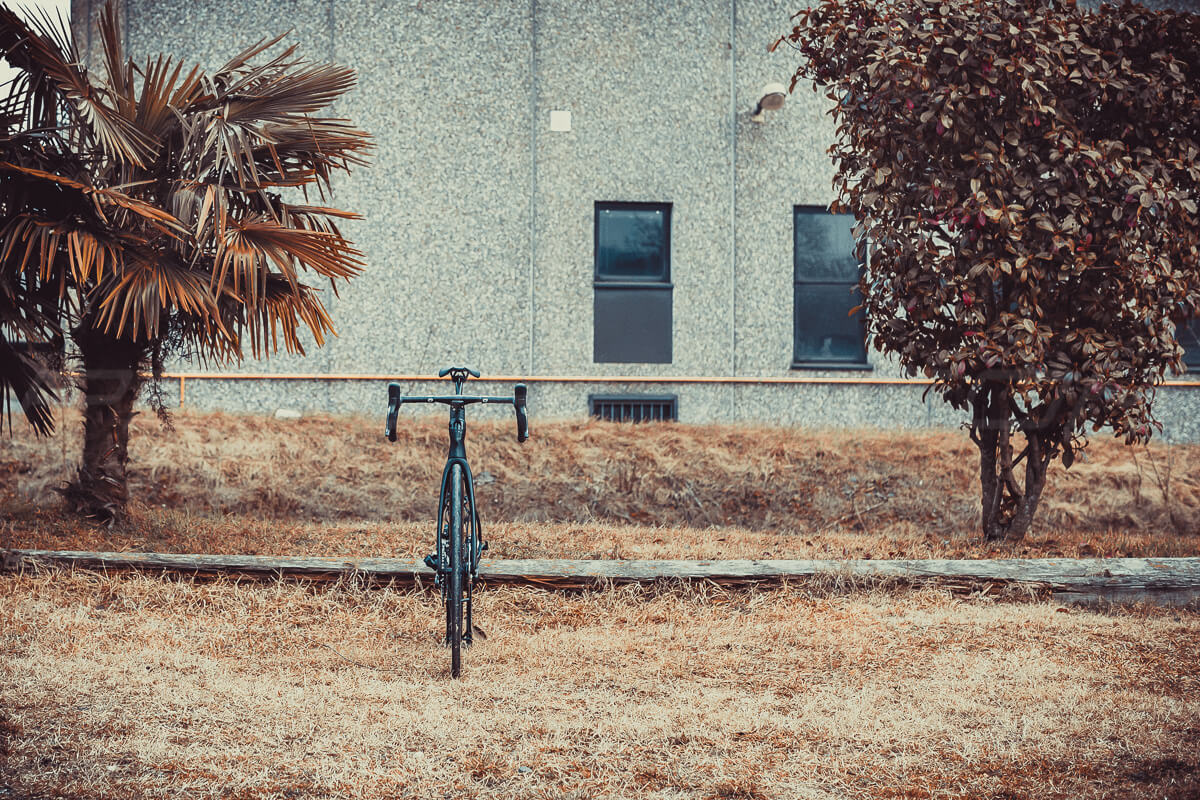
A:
65;327;146;522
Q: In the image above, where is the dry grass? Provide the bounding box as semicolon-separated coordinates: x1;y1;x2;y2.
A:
1;409;1198;560
1;571;1198;799
5;413;1197;800
7;513;1200;563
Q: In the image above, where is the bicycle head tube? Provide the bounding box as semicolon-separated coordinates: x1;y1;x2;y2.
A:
448;404;467;460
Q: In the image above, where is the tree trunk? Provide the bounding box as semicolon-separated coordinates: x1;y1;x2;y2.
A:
1006;436;1050;540
977;435;1053;543
978;426;1002;540
975;386;1008;541
64;327;146;522
974;386;1052;544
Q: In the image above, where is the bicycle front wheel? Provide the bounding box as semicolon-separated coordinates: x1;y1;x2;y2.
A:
446;463;465;678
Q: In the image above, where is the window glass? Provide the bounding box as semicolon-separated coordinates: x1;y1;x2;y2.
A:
793;284;867;363
794;211;860;282
593;202;672;363
596;204;669;281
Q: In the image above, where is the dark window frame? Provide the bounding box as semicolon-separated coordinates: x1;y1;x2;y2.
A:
791;204;870;370
593;201;673;287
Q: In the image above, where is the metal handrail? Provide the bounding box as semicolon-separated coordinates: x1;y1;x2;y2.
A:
160;371;1200;408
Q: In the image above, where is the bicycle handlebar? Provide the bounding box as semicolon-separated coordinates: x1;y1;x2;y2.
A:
385;383;402;442
384;380;529;443
514;383;529;443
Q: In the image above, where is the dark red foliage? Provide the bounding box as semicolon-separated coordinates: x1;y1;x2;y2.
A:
776;0;1200;540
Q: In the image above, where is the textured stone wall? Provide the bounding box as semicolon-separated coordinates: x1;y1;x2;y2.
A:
70;0;1200;439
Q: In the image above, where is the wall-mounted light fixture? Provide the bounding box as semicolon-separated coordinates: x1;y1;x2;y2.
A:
750;82;787;123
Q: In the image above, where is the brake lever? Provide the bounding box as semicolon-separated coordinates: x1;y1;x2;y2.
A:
385;382;402;442
514;383;529;443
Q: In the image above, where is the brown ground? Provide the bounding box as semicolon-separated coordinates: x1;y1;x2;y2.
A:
1;572;1197;800
1;409;1198;559
3;412;1199;799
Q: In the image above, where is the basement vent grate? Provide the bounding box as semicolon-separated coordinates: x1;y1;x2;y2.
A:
588;394;678;423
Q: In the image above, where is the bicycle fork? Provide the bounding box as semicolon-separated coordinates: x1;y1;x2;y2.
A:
428;459;486;574
428;458;485;644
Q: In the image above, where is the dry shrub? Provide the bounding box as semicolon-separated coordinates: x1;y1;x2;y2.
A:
2;410;1199;561
3;409;1198;535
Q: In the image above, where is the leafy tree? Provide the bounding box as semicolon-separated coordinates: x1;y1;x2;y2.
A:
776;0;1200;540
0;3;370;520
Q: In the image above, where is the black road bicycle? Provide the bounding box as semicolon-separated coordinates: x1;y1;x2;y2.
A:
384;367;529;678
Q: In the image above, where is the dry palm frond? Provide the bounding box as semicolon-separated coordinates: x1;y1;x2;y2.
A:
222;64;359;123
0;330;55;435
64;228;117;284
243;274;335;356
227;215;362;282
213;31;293;82
0;5;154;166
95;258;225;340
0;161;184;240
0;0;370;442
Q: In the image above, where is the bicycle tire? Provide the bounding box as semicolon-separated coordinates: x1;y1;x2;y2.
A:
447;463;465;677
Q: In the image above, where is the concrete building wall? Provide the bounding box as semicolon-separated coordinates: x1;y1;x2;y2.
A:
72;0;1200;439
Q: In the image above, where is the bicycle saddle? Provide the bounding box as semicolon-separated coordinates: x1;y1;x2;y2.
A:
439;366;481;379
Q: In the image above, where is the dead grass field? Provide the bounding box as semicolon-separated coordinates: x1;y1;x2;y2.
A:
1;410;1198;559
1;571;1198;800
4;413;1199;798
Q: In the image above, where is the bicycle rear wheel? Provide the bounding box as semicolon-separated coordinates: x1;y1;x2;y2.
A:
446;463;465;677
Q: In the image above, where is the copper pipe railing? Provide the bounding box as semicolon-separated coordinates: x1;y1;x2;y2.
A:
161;372;1200;408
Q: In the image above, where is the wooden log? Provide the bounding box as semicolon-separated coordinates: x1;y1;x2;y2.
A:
3;549;1199;606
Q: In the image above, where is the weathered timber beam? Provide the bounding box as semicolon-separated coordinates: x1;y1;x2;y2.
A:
2;550;1199;606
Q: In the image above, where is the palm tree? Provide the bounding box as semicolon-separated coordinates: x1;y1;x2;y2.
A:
0;2;370;520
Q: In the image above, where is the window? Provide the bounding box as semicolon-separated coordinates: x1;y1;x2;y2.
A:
792;206;868;367
589;394;678;422
593;202;673;363
1181;317;1200;370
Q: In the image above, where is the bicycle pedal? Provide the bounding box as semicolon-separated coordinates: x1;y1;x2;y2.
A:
480;541;488;551
423;554;438;571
